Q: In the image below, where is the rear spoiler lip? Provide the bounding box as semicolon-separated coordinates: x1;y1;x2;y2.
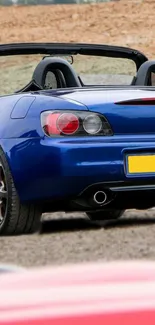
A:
115;98;155;105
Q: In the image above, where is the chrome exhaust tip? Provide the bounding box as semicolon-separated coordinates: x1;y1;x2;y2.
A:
93;191;107;205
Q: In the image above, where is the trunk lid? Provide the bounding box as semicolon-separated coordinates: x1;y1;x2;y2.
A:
57;87;155;134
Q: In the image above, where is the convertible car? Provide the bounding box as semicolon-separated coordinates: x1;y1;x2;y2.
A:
1;261;155;324
1;42;155;235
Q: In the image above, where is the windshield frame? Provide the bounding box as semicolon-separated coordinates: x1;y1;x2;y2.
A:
0;42;148;70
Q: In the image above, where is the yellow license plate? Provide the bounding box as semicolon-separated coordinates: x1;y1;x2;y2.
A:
127;154;155;174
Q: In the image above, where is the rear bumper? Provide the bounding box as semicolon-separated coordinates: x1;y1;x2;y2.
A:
4;135;155;204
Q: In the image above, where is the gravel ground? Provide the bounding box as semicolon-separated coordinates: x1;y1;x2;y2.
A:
1;210;155;268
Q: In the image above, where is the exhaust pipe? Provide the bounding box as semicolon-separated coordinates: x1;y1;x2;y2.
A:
93;191;107;205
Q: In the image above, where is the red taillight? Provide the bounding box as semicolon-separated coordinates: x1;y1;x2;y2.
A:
57;113;79;135
41;110;113;137
46;113;60;135
43;112;80;136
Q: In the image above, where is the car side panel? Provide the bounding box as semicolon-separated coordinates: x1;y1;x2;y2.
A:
1;310;155;325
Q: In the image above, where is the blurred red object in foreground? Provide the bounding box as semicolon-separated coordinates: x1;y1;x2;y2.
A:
1;261;155;325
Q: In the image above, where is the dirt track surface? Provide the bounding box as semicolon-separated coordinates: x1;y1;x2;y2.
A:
0;210;155;267
1;1;155;267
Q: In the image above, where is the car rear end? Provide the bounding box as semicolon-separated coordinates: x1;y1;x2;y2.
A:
5;88;155;212
38;89;155;211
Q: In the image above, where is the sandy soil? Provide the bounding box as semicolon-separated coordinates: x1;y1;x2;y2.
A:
1;1;155;268
0;0;155;58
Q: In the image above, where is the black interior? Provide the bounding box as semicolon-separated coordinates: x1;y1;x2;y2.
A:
16;56;82;93
16;55;139;93
15;56;155;94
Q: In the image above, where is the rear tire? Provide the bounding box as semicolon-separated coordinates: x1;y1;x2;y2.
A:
86;209;125;225
0;148;41;236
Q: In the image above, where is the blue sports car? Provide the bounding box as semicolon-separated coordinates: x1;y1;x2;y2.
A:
0;42;155;235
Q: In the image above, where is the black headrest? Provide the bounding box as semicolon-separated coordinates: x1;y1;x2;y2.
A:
32;57;81;88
